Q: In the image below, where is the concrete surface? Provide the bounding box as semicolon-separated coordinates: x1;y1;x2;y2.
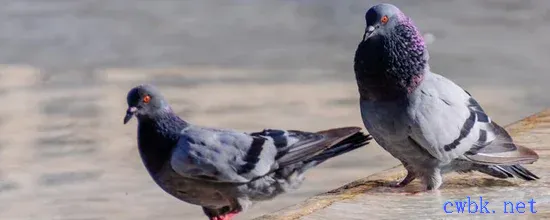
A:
0;1;549;220
256;109;550;220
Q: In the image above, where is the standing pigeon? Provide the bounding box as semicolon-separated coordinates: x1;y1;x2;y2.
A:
123;84;372;220
354;3;539;190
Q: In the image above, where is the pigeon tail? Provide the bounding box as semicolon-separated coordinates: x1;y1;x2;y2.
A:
288;128;372;173
306;131;372;164
275;127;369;167
476;164;539;181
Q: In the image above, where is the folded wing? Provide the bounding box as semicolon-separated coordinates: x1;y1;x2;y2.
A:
170;126;369;183
408;73;539;165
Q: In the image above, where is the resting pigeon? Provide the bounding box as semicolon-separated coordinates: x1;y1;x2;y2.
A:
123;84;372;220
354;3;539;190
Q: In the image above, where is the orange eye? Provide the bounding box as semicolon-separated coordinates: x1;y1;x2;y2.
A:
143;95;151;104
381;15;389;24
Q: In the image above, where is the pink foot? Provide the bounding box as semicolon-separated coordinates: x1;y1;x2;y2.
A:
223;212;238;220
211;211;239;220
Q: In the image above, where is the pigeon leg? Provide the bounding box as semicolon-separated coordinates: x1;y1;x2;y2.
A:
389;169;416;188
213;211;239;220
423;168;442;191
225;211;239;220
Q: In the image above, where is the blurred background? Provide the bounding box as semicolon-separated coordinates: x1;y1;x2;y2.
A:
0;0;549;219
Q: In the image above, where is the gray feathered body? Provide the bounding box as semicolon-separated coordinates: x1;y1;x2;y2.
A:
148;127;321;210
354;5;538;190
136;110;370;218
359;72;503;188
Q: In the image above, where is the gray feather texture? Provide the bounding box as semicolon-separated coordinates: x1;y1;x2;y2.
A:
123;84;372;219
354;3;539;191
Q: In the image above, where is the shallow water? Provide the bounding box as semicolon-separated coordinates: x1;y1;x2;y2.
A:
0;1;549;219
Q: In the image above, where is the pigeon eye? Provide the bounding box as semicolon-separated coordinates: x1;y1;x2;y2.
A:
381;15;389;24
143;95;151;104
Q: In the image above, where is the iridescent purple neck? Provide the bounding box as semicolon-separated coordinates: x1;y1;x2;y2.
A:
354;13;428;101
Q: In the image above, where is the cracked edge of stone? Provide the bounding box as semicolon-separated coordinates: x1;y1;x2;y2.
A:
506;108;550;137
253;165;406;220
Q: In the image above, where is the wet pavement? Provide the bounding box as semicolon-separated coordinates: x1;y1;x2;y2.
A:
0;1;549;219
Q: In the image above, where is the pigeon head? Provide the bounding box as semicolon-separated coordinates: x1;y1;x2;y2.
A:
354;3;428;100
123;84;170;124
362;3;402;41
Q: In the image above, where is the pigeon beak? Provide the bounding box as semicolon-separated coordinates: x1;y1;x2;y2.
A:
123;107;137;124
363;26;376;41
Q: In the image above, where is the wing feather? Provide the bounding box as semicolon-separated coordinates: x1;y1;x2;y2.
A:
170;126;367;183
409;73;538;165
